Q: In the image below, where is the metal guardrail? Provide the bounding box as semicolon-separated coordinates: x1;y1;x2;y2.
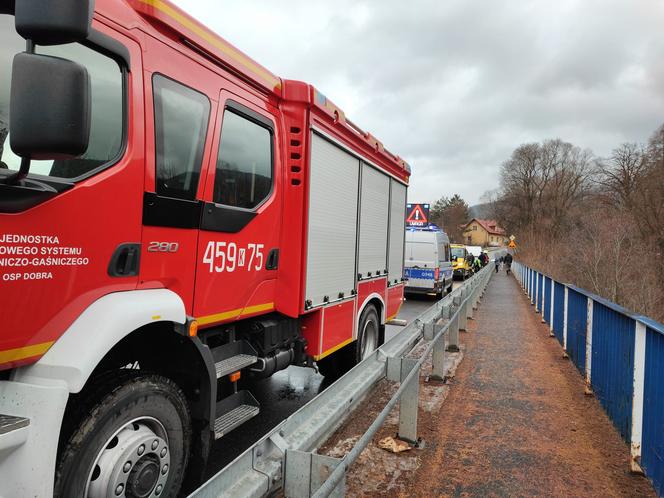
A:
191;265;493;498
514;262;664;497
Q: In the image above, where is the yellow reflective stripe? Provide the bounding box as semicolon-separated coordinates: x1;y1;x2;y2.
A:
138;0;282;91
197;302;274;326
0;341;54;365
313;337;354;361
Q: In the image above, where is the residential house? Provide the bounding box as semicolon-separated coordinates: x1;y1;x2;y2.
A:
463;218;506;247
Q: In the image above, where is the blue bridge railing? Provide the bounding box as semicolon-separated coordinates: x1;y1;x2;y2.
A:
513;262;664;496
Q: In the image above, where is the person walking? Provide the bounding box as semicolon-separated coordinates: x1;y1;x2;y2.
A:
504;252;513;275
495;255;502;273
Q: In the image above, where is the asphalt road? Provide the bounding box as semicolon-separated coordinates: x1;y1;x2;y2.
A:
203;282;462;480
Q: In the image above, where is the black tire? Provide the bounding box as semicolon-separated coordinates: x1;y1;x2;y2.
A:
54;372;191;498
353;304;380;364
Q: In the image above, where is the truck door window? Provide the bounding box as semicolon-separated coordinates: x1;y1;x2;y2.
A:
153;74;210;200
213;109;273;209
0;14;124;179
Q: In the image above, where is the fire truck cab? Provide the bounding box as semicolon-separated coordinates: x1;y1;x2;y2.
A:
0;1;410;496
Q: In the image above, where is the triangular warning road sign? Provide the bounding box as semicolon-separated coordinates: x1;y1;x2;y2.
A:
406;204;428;225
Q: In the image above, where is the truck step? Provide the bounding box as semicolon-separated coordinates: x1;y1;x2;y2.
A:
215;354;257;379
214;390;260;440
0;414;29;435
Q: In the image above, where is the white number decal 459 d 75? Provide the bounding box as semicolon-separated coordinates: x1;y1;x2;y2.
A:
203;241;264;273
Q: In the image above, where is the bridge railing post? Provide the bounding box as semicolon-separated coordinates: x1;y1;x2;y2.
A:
549;278;555;336
584;298;593;392
630;321;646;473
540;276;546;322
563;285;569;350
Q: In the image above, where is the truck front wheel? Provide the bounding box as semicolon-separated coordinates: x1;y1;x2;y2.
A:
54;373;191;498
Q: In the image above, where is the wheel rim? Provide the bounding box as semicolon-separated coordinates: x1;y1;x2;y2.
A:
85;417;171;498
360;317;378;360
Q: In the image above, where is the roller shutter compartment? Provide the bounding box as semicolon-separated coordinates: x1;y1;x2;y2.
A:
305;133;360;307
387;180;407;285
358;163;390;278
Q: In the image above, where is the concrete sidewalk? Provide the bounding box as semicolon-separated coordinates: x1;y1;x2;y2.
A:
407;271;655;497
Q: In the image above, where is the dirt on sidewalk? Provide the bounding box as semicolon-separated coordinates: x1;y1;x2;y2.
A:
402;273;655;498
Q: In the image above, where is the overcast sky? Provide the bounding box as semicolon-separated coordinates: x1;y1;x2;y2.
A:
172;0;664;205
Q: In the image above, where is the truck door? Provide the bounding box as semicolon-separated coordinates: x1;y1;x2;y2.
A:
139;69;216;312
193;92;282;327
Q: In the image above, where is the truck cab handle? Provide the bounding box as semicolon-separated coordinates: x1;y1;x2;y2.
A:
266;248;279;270
108;243;141;277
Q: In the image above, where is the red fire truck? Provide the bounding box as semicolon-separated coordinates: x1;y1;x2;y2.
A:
0;1;410;496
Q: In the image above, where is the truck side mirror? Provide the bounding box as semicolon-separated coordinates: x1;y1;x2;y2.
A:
15;0;94;45
10;52;91;159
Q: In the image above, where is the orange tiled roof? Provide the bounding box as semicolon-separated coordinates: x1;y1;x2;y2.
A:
467;218;506;236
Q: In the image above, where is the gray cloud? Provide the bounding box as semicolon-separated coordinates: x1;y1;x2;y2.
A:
172;0;664;204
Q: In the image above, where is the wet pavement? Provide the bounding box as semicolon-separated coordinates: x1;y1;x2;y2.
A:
405;272;656;497
202;289;451;480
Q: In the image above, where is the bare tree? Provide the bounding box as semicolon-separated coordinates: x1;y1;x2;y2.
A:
489;126;664;322
595;142;647;210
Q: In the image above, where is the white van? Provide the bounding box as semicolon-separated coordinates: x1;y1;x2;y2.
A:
404;226;454;297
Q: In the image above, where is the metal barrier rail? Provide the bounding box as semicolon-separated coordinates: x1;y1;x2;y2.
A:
513;262;664;497
191;265;493;498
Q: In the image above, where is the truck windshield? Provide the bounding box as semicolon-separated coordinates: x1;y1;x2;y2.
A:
0;14;123;180
451;248;465;259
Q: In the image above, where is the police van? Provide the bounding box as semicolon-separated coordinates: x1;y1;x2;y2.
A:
404;225;454;297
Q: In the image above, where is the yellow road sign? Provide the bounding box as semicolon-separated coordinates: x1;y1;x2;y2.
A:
508;240;516;249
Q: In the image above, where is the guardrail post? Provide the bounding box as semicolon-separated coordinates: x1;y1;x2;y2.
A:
447;311;460;352
423;320;435;341
466;286;475;320
535;273;539;311
584;298;593;392
455;293;468;331
471;282;478;311
430;325;447;381
387;357;420;444
630;321;647;473
285;449;345;498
